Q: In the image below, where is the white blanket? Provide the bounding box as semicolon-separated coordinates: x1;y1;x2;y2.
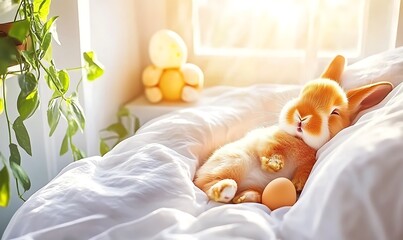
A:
4;47;403;240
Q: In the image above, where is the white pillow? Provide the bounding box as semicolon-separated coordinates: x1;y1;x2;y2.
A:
341;47;403;89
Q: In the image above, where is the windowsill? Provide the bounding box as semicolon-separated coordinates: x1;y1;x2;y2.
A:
124;95;198;126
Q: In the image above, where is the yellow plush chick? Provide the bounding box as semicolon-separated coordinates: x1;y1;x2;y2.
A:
142;29;204;103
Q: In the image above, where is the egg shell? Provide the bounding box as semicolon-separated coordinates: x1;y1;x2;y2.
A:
262;177;297;211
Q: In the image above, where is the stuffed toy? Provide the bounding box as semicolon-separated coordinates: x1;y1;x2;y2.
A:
142;29;204;103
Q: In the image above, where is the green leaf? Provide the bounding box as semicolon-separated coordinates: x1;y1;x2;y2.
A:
8;144;30;191
18;73;38;94
43;16;58;35
21;50;37;69
58;70;70;93
59;133;69;155
51;91;62;100
0;167;10;207
117;107;129;123
134;117;140;133
67;119;79;137
17;90;40;120
47;98;61;136
71;144;85;161
99;139;110;156
10;161;31;192
46;66;59;89
44;74;55;91
83;51;104;81
43;44;53;62
8;20;29;42
0;38;19;74
0;155;10;207
45;16;61;45
40;32;52;58
69;101;85;132
13;117;32;156
0;98;4;115
117;107;130;118
9;143;21;165
34;0;52;22
106;122;128;139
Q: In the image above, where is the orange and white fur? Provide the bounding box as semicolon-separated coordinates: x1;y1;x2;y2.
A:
194;55;393;204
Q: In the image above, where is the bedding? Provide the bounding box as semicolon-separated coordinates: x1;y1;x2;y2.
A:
3;47;403;240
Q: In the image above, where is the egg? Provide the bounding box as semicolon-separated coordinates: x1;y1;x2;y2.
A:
262;177;297;210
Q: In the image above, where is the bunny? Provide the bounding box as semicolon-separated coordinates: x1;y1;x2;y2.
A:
194;55;393;204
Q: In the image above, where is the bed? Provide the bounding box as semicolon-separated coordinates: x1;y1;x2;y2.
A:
3;47;403;240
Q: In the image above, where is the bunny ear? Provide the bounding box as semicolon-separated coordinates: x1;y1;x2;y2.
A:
347;82;394;121
320;55;346;84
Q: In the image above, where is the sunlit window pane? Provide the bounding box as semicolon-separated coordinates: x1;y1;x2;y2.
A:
318;0;365;54
194;0;366;56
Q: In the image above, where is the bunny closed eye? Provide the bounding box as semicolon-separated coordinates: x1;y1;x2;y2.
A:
331;109;340;115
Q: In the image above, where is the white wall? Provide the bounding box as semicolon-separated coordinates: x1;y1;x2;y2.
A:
397;0;403;46
81;0;166;156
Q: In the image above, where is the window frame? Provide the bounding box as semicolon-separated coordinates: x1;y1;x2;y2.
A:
166;0;401;86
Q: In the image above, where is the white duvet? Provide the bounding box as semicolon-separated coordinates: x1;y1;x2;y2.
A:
3;48;403;240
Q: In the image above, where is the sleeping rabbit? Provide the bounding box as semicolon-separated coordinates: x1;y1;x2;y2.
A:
194;55;393;204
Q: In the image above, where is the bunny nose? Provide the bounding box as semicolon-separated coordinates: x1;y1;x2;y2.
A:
297;121;303;132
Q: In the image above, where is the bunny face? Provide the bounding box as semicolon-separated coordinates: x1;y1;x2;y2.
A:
278;54;392;150
279;79;350;150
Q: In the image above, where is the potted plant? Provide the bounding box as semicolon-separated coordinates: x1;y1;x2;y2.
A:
0;0;104;207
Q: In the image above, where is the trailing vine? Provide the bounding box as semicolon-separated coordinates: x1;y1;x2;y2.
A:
0;0;104;207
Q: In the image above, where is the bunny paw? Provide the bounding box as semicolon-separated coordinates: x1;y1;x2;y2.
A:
207;179;237;203
261;155;284;172
233;190;261;204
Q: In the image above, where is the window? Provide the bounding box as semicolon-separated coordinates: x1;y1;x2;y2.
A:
167;0;401;86
194;0;365;57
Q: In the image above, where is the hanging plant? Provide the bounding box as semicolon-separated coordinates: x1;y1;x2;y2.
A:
0;0;104;207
